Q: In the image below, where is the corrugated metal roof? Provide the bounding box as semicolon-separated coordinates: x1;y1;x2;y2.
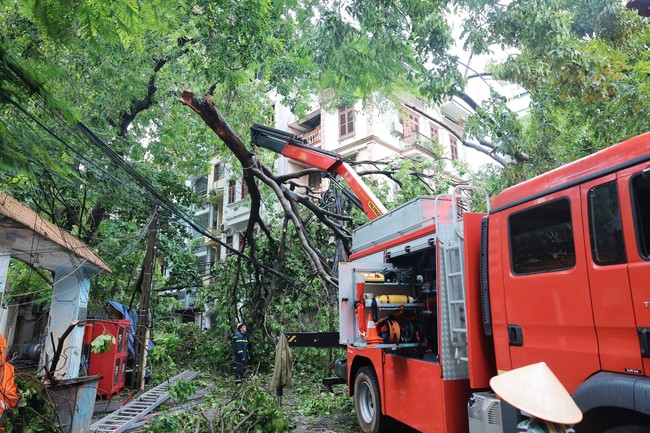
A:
0;192;111;274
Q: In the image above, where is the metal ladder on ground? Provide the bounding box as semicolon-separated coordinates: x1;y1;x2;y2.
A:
90;370;200;433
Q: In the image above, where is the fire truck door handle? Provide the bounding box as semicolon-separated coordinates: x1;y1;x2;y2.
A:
638;328;650;357
508;325;523;346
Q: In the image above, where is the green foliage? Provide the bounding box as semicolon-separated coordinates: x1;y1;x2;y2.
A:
461;0;650;184
198;217;338;373
163;251;203;291
216;377;289;433
168;379;198;403
3;374;59;433
151;322;229;375
148;331;179;370
152;296;181;319
5;260;51;309
143;409;203;433
14;0;177;49
309;0;462;104
90;333;115;354
292;381;354;417
144;377;289;433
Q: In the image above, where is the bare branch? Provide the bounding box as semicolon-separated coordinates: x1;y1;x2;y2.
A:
251;165;337;287
276;167;322;183
289;191;352;254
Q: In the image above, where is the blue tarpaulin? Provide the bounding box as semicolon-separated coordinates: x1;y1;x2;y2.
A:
107;301;138;356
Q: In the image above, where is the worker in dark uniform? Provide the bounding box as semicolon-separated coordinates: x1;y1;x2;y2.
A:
233;323;249;381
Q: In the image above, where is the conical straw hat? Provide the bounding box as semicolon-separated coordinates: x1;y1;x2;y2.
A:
489;362;583;425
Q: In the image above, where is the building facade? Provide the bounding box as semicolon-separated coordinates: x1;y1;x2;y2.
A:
184;94;488;326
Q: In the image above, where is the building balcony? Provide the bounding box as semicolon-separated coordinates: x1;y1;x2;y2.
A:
211;178;225;199
400;131;438;158
301;127;321;146
205;227;221;246
224;200;251;232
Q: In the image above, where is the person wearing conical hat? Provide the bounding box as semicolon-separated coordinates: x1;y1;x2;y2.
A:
490;362;583;433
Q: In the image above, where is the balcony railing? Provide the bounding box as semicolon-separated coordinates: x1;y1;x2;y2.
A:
301;127;321;146
204;227;222;247
402;130;436;149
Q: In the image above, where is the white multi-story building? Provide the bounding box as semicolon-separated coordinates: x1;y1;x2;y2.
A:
210;95;482;258
184;94;491;326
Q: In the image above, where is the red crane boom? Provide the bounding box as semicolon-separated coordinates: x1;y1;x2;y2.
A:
250;124;387;220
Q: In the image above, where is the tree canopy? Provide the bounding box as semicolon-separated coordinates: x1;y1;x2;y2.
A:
462;0;650;183
1;0;649;345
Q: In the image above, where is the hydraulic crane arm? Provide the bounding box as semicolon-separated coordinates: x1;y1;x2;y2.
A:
250;124;387;220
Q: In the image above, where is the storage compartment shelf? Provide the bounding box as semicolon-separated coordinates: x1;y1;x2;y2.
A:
364;283;410;288
365;302;424;309
358;342;425;349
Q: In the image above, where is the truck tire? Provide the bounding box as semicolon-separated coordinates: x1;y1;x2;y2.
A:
354;366;385;433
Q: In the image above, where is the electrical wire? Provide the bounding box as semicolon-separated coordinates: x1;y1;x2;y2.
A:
1;62;319;293
0;110;157;218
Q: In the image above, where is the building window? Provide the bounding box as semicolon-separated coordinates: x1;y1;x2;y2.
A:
588;181;626;265
196;255;207;275
226;235;233;256
631;173;650;259
206;248;213;271
509;198;576;275
196;213;209;231
400;109;419;145
308;172;321;190
241;179;248;200
212;205;219;228
213;163;224;180
450;136;458;160
430;125;439;141
194;176;208;196
339;106;354;138
228;180;236;204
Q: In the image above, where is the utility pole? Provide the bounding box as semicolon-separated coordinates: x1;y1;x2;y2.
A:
133;205;158;390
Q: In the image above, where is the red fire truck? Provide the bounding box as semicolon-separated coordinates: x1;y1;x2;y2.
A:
251;124;650;433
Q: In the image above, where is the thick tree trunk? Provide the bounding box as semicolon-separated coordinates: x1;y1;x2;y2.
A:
180;90;338;289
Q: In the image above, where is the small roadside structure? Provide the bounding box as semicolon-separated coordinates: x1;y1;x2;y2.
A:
0;192;110;379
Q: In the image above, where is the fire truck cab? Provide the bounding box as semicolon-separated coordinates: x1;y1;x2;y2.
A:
340;132;650;433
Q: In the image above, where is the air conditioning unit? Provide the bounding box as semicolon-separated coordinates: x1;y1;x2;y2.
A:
219;223;232;235
391;121;404;137
468;392;503;433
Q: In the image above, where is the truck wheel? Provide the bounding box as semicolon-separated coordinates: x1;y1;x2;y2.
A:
354;366;384;433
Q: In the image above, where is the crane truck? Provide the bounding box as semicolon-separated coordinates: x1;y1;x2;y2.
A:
251;123;650;433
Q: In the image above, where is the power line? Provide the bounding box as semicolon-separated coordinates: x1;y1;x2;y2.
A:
1;63;312;291
0;105;157;217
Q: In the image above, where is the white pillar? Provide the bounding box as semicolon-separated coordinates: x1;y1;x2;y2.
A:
0;243;10;293
40;267;90;379
0;241;13;339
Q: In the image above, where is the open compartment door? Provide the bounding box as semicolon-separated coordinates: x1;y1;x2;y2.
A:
338;262;395;345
